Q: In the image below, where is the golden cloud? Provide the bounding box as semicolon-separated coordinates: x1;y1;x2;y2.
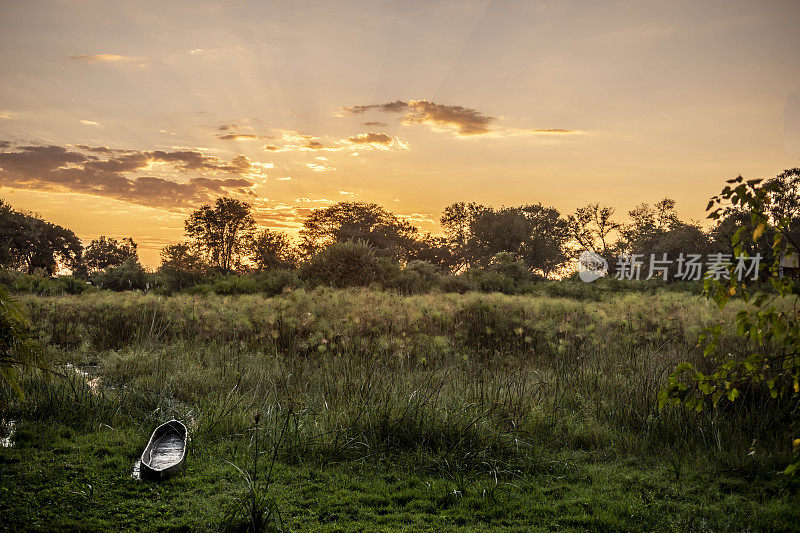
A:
69;53;142;63
343;99;494;135
342;99;582;137
0;143;258;210
264;131;407;153
347;132;392;145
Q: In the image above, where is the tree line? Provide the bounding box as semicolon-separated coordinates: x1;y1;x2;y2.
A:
2;168;799;293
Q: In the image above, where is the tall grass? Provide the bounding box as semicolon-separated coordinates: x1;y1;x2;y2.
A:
4;288;793;480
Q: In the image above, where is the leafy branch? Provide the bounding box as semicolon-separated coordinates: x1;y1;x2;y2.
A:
659;172;800;474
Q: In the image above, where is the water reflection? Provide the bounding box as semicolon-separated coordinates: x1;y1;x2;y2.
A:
65;363;102;394
0;419;15;448
132;459;142;480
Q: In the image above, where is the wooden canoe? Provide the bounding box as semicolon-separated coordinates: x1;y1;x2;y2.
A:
140;420;187;480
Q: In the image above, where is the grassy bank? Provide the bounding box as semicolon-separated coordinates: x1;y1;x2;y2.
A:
2;288;799;530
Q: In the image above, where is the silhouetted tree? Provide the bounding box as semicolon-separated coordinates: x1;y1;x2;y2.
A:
618;198;681;252
567;203;620;260
440;202;485;270
157;242;207;292
0;199;83;275
440;202;569;276
92;257;148;291
300;202;418;260
596;199;715;279
85;236;138;271
250;229;296;271
185;197;255;272
410;234;456;272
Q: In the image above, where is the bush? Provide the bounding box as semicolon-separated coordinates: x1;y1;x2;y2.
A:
487;252;536;284
156;265;207;294
255;270;300;296
435;254;544;296
438;274;475;294
185;275;258;296
184;270;299;296
381;260;443;294
298;240;382;288
461;268;517;294
92;258;148;292
2;270;90;296
53;276;91;295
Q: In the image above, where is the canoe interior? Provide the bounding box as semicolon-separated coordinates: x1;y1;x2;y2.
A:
141;420;187;480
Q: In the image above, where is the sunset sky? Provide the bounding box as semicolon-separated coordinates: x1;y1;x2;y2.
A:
1;0;800;267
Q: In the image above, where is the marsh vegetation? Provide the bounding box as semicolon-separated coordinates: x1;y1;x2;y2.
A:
1;286;799;530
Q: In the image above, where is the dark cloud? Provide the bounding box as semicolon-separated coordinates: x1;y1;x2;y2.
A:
341;100;584;137
73;144;121;154
342;99;496;135
0;143;256;210
343;100;410;115
347;132;393;145
304;140;326;150
216;124;273;141
403;100;495;135
147;150;251;172
531;129;573;133
218;133;259;140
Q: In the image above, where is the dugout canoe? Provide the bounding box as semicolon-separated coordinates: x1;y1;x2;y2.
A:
140;420;187;480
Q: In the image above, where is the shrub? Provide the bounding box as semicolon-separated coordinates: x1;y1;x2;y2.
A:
91;258;148;292
438;274;475;294
156;265;207;294
298;240;382;288
185;275;258;296
381;260;443;294
255;270;300;296
461;268;517;294
2;271;90;296
51;276;91;295
156;243;208;293
487;252;536;284
184;270;299;296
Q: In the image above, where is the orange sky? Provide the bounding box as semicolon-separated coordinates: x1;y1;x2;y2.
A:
1;0;799;268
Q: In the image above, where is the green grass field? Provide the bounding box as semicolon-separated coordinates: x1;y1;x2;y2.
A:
2;286;799;531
